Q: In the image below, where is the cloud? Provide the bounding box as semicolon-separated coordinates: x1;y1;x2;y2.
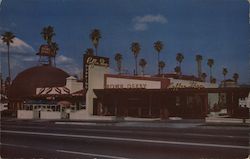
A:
132;14;167;31
56;55;74;64
0;37;37;78
0;37;35;55
0;36;82;79
56;55;82;76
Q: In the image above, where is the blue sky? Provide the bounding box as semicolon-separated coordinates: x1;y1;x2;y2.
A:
0;0;249;84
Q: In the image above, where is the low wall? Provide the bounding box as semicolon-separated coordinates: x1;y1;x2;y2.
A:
17;110;33;119
40;111;61;119
70;110;88;120
206;117;250;124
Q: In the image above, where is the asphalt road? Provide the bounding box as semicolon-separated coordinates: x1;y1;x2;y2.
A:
0;120;249;159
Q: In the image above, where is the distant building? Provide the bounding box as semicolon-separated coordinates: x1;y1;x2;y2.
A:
220;79;239;88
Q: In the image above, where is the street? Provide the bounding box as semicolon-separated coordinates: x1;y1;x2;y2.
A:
0;120;249;159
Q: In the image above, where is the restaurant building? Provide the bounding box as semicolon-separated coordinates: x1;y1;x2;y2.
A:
83;55;249;119
7;54;250;119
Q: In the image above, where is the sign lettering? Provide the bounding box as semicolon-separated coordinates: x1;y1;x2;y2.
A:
106;83;147;89
83;54;109;90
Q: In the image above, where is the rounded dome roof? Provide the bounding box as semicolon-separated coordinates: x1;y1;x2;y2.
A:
9;65;69;99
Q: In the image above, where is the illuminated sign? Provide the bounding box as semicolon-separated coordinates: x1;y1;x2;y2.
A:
168;79;218;90
86;56;109;67
37;45;53;56
83;54;109;90
169;82;205;89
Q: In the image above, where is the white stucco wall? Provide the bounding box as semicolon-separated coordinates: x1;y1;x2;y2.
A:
65;76;83;93
208;93;219;109
40;111;61;119
86;65;109;115
168;78;218;88
239;92;250;108
17;110;33;119
106;77;161;89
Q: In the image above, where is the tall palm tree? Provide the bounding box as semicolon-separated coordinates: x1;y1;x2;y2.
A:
114;53;123;74
130;42;141;75
85;48;94;56
41;25;55;45
207;59;214;83
139;58;147;76
50;42;59;66
233;73;239;83
158;61;165;75
174;66;181;75
176;53;184;74
1;31;15;81
201;72;207;82
195;54;203;78
40;26;56;65
222;67;228;81
154;41;164;75
89;29;101;55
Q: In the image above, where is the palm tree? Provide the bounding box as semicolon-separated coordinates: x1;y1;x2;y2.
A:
40;26;56;65
114;53;123;74
85;48;94;56
130;42;141;75
195;55;203;78
50;42;59;66
139;58;147;76
207;59;214;83
201;72;207;82
174;66;181;75
211;78;216;84
154;41;164;75
1;31;15;81
176;53;184;74
158;61;165;75
222;67;228;81
233;73;239;83
89;29;101;55
41;25;55;45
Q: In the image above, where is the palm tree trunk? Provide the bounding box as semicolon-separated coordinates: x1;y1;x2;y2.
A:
49;57;52;66
7;45;11;81
210;67;212;82
157;53;160;75
135;56;138;75
179;62;182;75
118;62;121;74
95;46;98;56
54;57;56;66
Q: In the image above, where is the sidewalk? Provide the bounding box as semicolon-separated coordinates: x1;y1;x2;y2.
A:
2;116;249;128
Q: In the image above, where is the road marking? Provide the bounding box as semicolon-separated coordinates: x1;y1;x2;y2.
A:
2;130;249;150
0;143;28;148
2;125;248;139
57;149;131;159
0;142;131;159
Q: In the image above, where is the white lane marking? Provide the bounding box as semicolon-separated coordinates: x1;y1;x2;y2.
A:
2;130;249;150
2;124;248;139
0;143;28;148
55;122;98;125
57;149;131;159
0;142;131;159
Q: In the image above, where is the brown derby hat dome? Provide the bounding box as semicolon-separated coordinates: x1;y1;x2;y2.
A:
9;65;69;99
